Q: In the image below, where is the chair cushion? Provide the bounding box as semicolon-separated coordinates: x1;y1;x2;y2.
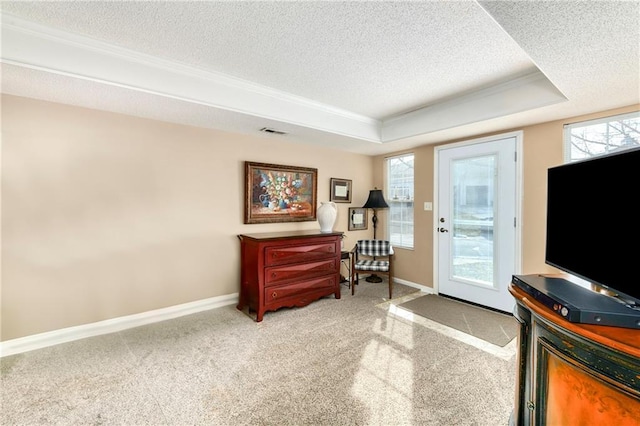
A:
354;259;389;272
357;240;391;257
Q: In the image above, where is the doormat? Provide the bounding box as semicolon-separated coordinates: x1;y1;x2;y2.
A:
397;294;517;346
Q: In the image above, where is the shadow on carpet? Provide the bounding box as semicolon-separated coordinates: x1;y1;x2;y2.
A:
397;294;517;346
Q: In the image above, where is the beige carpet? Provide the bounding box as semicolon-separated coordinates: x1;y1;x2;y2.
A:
1;281;516;425
397;294;518;347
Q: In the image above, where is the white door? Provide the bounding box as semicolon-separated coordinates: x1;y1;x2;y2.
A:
436;134;519;313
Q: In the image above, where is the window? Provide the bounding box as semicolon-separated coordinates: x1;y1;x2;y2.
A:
386;154;414;249
564;111;640;162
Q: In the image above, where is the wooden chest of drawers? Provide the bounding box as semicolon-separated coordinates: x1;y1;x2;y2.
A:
237;230;342;321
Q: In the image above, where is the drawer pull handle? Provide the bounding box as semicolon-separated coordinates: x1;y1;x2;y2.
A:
272;291;278;299
271;273;277;278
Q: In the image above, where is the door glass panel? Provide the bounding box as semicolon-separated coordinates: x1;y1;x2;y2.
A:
451;154;496;287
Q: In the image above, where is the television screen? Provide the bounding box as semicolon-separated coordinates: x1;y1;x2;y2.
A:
546;146;640;305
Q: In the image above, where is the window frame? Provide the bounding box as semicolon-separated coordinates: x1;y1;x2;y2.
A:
563;111;640;163
385;153;415;250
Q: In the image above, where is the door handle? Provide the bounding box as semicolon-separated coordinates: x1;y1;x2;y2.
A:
438;227;449;233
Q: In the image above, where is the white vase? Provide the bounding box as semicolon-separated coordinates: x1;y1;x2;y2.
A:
317;201;337;233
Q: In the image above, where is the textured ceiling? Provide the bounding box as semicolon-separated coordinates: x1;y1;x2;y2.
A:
1;1;639;155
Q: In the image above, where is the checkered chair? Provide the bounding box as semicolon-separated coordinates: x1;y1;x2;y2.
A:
350;239;394;298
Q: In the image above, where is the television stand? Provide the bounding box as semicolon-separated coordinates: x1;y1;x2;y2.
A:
509;282;640;425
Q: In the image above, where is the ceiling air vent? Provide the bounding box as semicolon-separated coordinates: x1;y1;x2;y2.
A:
259;127;287;135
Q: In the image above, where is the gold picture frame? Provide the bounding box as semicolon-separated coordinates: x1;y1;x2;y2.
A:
244;161;318;224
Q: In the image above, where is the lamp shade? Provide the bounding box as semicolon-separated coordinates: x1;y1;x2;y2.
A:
362;189;389;209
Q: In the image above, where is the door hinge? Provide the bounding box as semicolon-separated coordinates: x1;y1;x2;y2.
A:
527;401;535;411
514;217;517;228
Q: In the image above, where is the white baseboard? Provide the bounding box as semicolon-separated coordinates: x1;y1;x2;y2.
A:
394;277;435;294
1;279;429;358
0;293;239;358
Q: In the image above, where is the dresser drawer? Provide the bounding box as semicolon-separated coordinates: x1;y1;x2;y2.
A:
265;242;337;266
265;258;338;286
265;276;337;304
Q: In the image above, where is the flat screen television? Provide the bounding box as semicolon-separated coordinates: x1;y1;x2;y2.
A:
545;145;640;308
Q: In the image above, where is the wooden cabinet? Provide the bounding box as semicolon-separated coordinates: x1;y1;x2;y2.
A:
509;282;640;426
237;230;342;322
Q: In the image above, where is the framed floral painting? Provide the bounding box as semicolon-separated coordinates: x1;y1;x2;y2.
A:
244;161;318;224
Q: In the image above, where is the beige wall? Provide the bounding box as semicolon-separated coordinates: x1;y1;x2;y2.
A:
380;104;640;288
371;148;435;286
1;95;374;340
2;94;638;341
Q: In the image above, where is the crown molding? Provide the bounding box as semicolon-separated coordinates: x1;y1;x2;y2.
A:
1;13;381;142
381;70;567;142
1;13;567;146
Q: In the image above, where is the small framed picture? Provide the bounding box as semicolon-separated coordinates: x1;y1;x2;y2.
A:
330;178;352;203
348;207;368;231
